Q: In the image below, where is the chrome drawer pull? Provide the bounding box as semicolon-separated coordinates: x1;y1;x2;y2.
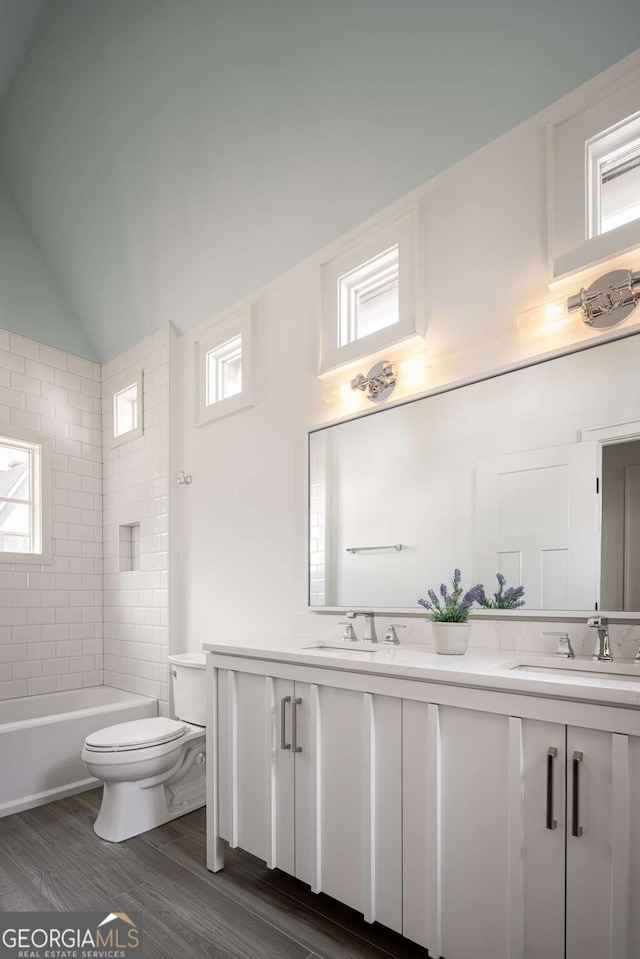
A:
546;746;558;830
292;698;302;753
280;696;291;750
572;750;584;838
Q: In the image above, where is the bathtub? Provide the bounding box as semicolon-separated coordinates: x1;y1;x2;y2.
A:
0;686;157;818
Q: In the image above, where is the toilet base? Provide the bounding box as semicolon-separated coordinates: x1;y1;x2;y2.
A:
93;738;207;842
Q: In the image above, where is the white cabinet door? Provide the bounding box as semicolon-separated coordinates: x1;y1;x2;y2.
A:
216;669;403;933
403;703;565;959
476;441;600;609
294;684;403;932
566;727;640;959
217;669;295;872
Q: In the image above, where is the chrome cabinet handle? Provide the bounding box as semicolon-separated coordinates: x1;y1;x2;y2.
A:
572;750;584;837
546;746;558;830
280;696;291;750
292;697;302;753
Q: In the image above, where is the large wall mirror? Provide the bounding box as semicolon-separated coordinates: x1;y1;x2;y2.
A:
308;334;640;613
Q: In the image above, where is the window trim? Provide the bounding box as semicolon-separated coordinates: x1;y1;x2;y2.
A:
194;305;255;428
318;208;419;376
548;64;640;282
587;113;640;239
0;425;52;566
110;367;144;448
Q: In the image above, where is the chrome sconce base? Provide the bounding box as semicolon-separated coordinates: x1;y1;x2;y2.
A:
568;268;640;329
351;360;398;403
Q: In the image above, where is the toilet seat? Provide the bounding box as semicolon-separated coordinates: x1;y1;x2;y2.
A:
84;717;187;753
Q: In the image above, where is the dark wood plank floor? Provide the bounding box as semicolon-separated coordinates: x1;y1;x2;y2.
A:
0;789;429;959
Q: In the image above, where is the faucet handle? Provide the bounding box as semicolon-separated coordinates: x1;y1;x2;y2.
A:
544;631;575;659
338;622;358;642
384;624;406;645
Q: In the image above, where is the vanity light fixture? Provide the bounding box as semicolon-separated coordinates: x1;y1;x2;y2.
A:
351;360;398;403
519;266;640;333
322;349;429;405
567;268;640;328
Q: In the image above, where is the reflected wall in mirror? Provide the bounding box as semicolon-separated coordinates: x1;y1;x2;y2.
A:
308;334;640;612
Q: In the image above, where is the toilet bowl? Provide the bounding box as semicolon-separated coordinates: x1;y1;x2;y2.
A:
81;652;207;842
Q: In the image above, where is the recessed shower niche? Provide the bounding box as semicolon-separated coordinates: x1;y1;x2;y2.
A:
119;522;141;572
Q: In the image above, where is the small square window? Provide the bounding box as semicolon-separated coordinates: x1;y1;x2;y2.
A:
0;427;51;564
206;335;243;406
110;369;143;447
588;112;640;238
318;209;420;375
194;306;255;427
338;246;399;347
597;138;640;235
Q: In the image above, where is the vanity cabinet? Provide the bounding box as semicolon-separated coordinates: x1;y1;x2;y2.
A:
214;667;403;931
565;727;640;959
207;654;640;959
404;703;566;959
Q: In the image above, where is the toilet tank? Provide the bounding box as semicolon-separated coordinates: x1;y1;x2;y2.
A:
168;652;207;726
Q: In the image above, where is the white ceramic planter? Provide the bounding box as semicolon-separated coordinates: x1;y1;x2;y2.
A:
431;622;471;655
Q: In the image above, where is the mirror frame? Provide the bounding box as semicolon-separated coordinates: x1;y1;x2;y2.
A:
308;326;640;622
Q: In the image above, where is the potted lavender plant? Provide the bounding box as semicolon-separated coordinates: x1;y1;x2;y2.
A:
418;569;481;655
474;573;525;610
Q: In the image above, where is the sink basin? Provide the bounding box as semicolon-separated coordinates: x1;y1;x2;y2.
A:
301;643;384;655
508;659;640;686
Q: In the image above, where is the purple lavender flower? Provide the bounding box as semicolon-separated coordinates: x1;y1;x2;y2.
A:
478;574;526;610
418;570;481;623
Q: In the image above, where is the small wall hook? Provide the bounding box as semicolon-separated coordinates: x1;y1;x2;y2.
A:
177;470;192;486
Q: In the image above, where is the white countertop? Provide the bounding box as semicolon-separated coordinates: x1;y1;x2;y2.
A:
202;640;640;709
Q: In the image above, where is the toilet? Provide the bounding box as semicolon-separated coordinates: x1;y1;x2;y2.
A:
82;652;207;842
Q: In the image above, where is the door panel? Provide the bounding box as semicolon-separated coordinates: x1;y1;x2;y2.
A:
316;685;365;913
566;726;614;959
476;441;600;609
522;720;566;959
567;727;640;959
217;669;295;868
293;681;317;888
271;677;296;874
439;706;511;959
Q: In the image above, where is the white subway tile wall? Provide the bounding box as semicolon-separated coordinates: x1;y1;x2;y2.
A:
102;327;170;711
0;331;102;700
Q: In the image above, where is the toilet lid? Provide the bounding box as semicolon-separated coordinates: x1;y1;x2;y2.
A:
85;717;187;750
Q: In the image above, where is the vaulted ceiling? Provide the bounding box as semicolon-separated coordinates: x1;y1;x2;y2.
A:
1;0;639;362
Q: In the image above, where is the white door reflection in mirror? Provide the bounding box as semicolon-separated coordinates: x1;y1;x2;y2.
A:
476;443;600;610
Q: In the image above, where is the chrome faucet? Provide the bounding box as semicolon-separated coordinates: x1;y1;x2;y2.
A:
544;631;575;659
347;610;378;643
587;616;612;662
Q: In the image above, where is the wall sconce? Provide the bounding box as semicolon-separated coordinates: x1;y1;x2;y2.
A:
351;360;398;403
567;268;640;328
519;267;640;334
322;349;430;405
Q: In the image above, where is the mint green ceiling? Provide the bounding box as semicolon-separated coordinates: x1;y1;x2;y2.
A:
1;1;639;362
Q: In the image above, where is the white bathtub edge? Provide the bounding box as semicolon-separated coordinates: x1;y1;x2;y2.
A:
0;776;100;819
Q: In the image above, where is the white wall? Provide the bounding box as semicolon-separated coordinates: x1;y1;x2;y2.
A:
175;59;640;663
102;326;172;713
0;330;102;701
